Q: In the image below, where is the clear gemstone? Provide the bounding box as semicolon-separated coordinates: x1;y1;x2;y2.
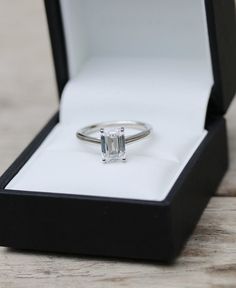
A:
101;128;126;163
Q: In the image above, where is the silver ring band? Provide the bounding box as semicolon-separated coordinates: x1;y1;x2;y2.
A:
76;120;152;144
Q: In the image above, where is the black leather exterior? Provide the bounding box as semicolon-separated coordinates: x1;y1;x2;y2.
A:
0;116;228;262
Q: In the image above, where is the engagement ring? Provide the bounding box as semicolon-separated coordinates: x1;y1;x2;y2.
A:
76;121;152;163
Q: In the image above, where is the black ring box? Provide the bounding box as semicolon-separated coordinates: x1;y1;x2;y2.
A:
0;0;236;262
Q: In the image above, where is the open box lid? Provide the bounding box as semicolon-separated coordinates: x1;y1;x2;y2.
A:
4;0;236;202
44;0;236;118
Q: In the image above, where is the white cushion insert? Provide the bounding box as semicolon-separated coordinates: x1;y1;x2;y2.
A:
6;58;211;201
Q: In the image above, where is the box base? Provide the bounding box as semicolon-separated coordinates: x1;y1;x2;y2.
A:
0;115;228;262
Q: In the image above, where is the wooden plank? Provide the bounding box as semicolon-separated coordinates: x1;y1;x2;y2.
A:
0;0;58;175
0;197;234;288
218;98;236;196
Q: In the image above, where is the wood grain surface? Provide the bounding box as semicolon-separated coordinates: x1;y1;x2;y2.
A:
0;1;236;287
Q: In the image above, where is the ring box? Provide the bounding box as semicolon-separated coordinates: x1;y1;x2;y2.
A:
0;0;236;262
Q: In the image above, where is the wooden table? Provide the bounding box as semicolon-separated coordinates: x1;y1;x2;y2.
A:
0;1;236;287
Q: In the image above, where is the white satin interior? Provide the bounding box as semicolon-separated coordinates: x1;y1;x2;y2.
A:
6;0;213;201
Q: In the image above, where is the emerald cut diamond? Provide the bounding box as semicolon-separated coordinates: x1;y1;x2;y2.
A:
100;127;126;163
